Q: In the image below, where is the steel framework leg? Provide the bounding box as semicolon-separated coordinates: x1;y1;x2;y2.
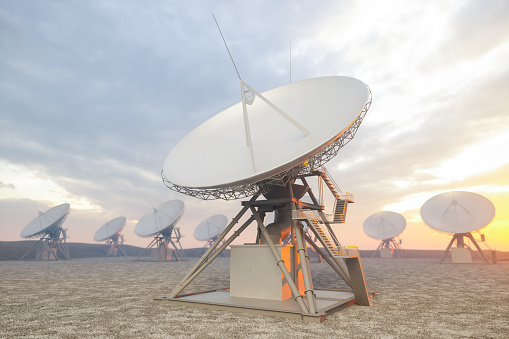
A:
466;233;490;264
288;181;317;313
251;206;310;314
135;237;157;260
19;236;46;260
169;216;255;298
440;235;457;262
168;194;259;298
372;241;383;258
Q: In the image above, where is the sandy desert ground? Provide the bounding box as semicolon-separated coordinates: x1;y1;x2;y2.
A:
1;256;508;338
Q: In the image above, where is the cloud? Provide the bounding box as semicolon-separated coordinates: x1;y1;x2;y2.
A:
0;181;16;190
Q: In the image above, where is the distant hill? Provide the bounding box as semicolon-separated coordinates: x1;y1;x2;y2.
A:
0;241;506;261
0;241;229;261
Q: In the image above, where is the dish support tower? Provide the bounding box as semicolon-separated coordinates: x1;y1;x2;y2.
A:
20;227;71;260
156;170;371;322
135;226;186;261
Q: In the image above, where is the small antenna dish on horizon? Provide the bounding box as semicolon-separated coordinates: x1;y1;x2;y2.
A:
94;216;127;257
363;211;406;258
193;214;228;257
19;203;71;260
420;191;495;264
134;200;186;262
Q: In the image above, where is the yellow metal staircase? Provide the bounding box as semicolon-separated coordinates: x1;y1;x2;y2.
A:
317;167;354;223
310;219;340;256
293;210;340;256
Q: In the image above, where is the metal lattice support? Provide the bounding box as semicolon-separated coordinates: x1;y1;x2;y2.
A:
161;89;372;201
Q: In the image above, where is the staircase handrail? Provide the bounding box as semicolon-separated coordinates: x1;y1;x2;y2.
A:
320;166;343;198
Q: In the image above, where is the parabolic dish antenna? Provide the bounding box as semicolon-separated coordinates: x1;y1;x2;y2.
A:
363;211;406;240
420;191;495;234
164;70;373;319
135;200;185;237
193;215;228;241
20;203;70;238
19;203;71;260
162;76;371;200
420;191;495;264
134;200;186;262
94;216;127;242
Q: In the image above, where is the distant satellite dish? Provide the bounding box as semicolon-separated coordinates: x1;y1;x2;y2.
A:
363;211;406;258
94;216;126;242
94;216;128;257
20;203;70;238
420;191;495;234
134;200;186;262
162;76;371;200
420;191;495;264
19;203;71;260
193;215;228;241
135;200;185;237
363;211;406;240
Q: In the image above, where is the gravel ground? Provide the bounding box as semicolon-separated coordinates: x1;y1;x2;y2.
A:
1;257;508;338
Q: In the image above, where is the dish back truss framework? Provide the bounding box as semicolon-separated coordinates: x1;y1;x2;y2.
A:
157;164;372;322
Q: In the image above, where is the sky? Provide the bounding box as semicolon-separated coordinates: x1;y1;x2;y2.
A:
1;0;508;252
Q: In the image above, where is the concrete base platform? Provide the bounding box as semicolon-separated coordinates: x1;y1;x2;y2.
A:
154;288;358;323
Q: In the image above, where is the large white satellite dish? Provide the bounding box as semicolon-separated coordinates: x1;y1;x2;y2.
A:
159;19;372;321
162;74;373;319
134;200;186;261
19;203;71;260
420;191;495;264
363;211;406;258
94;216;127;256
163;76;371;200
420;191;495;234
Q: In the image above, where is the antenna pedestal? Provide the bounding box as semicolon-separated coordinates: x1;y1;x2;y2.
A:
105;236;127;257
440;233;490;264
156;173;372;322
371;238;406;258
135;227;186;262
20;228;71;260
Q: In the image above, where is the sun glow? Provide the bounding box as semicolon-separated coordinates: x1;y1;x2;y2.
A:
419;128;509;183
